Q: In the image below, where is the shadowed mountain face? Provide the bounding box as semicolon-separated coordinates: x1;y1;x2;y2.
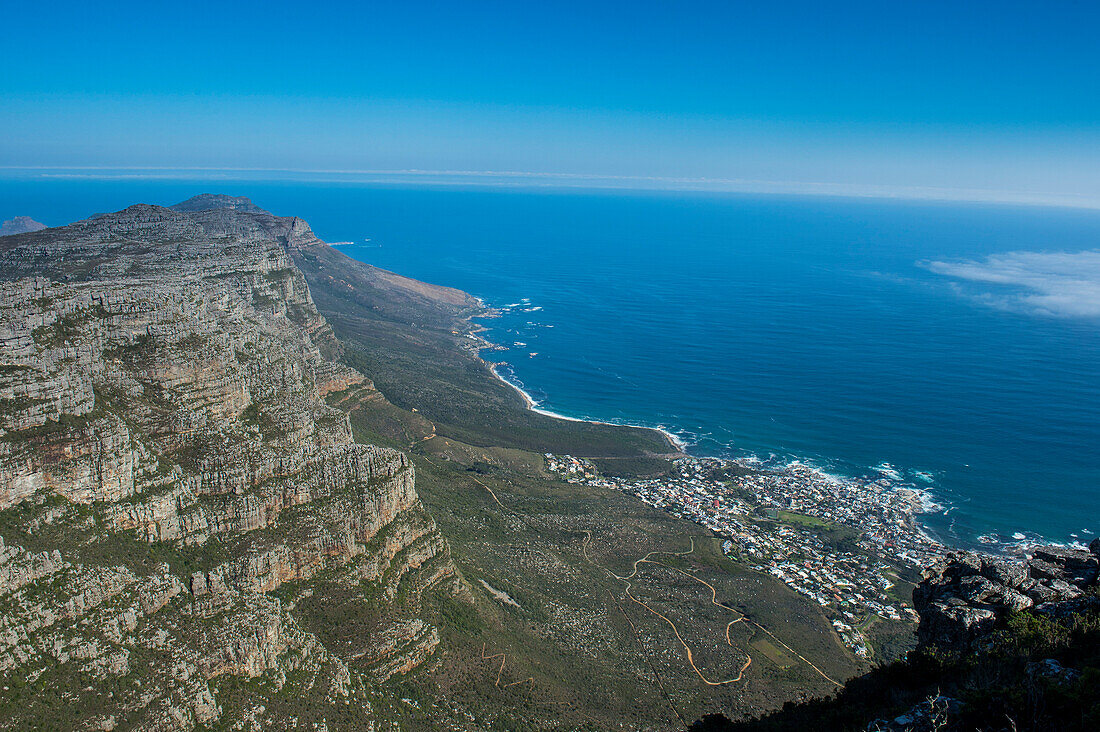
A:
0;197;465;729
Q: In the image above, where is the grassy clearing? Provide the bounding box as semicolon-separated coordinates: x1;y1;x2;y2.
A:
752;639;792;667
777;510;831;529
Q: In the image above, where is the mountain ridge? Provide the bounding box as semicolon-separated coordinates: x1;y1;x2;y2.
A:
0;197;467;729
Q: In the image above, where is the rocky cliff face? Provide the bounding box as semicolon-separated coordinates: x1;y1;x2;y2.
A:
0;197;463;730
914;541;1100;652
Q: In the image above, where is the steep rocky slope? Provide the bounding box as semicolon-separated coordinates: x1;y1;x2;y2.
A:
0;199;463;729
0;195;870;730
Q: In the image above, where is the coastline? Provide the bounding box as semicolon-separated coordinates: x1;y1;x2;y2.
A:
463;302;960;553
460;300;1072;559
461;296;687;455
487;343;1069;558
488;362;688;454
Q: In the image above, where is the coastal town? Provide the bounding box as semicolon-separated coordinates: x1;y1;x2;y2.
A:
544;453;942;656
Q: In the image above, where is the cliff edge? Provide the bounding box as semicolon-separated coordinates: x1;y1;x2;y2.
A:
0;197;463;729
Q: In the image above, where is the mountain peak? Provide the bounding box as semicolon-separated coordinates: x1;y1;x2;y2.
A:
170;193;268;214
0;216;47;237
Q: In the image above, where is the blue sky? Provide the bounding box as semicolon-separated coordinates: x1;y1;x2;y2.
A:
3;1;1099;203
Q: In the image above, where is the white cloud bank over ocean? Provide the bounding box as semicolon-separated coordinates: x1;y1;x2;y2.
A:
923;250;1100;318
4;167;1100;210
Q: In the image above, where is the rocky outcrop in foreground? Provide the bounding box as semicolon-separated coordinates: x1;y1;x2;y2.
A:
693;542;1100;731
914;541;1100;652
0;196;463;729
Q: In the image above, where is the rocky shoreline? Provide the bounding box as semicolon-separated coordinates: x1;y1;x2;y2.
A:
462;302;688;455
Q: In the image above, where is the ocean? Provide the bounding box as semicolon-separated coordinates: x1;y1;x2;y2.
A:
4;176;1100;549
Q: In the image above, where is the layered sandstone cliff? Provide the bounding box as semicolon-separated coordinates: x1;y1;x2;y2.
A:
0;198;462;730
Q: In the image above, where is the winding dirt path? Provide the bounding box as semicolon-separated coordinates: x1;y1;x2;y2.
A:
583;533;752;686
480;644;534;689
605;587;689;728
419;453;507;509
584;532;842;688
740;619;840;687
470;473;507;509
418;451;839;706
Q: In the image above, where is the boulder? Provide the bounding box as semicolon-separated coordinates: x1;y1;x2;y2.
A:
1026;658;1080;684
868;695;964;732
944;553;982;579
980;557;1028;589
1031;546;1099;586
955;575;999;604
993;587;1034;613
1027;556;1062;581
914;543;1100;653
916;597;997;651
1025;582;1063;604
1046;578;1083;600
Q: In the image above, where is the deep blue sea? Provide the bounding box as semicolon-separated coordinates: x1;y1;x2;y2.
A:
4;177;1100;549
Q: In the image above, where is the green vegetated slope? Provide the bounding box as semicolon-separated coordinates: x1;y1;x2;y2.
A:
291;240;869;729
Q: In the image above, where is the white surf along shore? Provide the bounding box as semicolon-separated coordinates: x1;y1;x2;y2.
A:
487;363;689;454
464;299;1042;556
466;295;687;454
468;307;959;542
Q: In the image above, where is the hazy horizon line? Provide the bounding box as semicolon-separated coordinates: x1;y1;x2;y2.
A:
3;165;1100;211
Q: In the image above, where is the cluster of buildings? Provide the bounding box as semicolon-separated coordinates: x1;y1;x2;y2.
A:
545;454;937;656
543;454;597;479
735;462;945;569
